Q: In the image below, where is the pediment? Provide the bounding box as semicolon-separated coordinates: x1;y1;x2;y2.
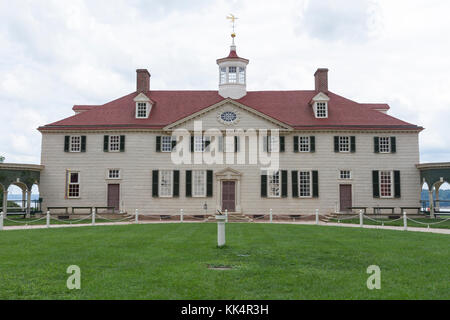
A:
216;167;242;178
133;92;152;103
311;92;330;102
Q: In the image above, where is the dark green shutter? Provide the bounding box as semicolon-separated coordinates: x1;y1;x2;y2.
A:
374;137;380;153
80;136;86;152
291;171;298;198
350;136;356;153
173;170;180;197
103;135;109;152
281;170;288;197
152;170;159;197
205;137;211;151
234;136;239;152
334;136;339;152
391;137;396;153
156;136;161;152
279;136;285;152
171;137;177;151
186;170;192;197
120;135;125;152
261;174;267;197
310;136;315;152
293;136;299;153
207;170;213;197
190;136;194;152
312;171;319;198
372;170;380;198
64;136;70;152
394;170;401;198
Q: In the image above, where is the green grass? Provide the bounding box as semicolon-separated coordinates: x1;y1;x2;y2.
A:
330;217;450;229
2;215;130;226
0;223;449;299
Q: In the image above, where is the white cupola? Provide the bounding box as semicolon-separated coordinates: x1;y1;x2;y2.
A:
216;33;249;99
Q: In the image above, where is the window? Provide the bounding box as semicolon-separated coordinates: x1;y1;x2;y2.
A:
161;136;174;152
228;67;237;83
268;171;280;198
299;171;311;197
70;136;81;152
380;171;393;197
299;136;310;152
68;172;80;198
220;111;237;123
108;169;120;179
194;136;206;152
136;102;148;118
340;170;351;179
339;136;350;152
159;170;173;197
269;136;279;152
379;137;391;153
315;102;328;118
239;67;245;83
220;67;226;84
192;170;206;197
109;135;120;152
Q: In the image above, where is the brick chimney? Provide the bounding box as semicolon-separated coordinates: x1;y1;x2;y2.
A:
136;69;150;93
314;68;328;93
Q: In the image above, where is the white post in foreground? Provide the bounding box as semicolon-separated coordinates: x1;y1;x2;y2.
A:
92;208;96;226
215;214;226;247
403;211;407;231
269;208;273;223
135;209;139;224
359;210;364;228
315;209;319;225
225;209;228;223
0;211;3;230
46;211;50;228
180;209;184;223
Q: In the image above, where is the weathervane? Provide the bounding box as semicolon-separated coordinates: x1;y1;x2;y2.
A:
226;13;238;44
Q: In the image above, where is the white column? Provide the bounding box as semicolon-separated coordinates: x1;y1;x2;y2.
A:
135;209;139;224
46;211;50;228
403;211;407;231
359;210;363;228
315;209;319;225
435;187;441;212
2;191;8;215
180;209;184;223
22;189;27;210
270;208;273;223
225;209;228;223
92;207;96;226
0;211;4;230
26;190;32;218
428;190;435;218
217;219;226;247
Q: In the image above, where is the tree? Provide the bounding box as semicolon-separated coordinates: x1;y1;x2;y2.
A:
0;155;4;163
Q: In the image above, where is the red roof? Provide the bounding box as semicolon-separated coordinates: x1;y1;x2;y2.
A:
39;90;422;131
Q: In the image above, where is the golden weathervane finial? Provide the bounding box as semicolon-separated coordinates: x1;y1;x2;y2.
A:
226;14;238;39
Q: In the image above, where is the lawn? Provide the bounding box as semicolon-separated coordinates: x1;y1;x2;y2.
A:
0;223;448;299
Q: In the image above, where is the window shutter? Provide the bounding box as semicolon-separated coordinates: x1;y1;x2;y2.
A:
334;136;339;152
261;174;267;197
234;136;239;152
372;170;380;198
374;137;380;153
156;136;161;152
293;136;299;153
312;171;319;198
281;170;288;197
218;135;224;152
207;170;213;197
190;136;194;152
279;136;285;152
394;170;401;198
205;137;211;152
64;136;70;152
391;137;397;153
81;136;86;152
103;135;109;152
173;170;180;197
291;171;298;198
186;170;192;197
310;136;315;152
350;136;356;153
171;137;177;151
152;170;159;197
120;135;125;152
263;136;268;152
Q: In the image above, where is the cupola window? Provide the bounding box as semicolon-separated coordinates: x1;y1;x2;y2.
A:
239;67;245;84
228;67;237;83
220;67;226;84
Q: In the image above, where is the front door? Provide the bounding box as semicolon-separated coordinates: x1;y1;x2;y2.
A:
222;181;236;212
107;184;120;211
339;184;352;212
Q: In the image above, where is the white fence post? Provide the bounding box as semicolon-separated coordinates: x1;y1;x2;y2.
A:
0;211;3;230
92;208;96;226
180;209;184;223
269;208;273;223
359;210;363;228
46;210;50;228
315;209;319;225
403;211;407;231
225;209;228;223
135;209;139;224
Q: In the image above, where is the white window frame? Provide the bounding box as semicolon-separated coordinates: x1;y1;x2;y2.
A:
339;170;352;180
299;136;310;152
220;67;226;84
238;67;245;84
159;170;173;198
339;136;350;153
107;169;121;180
379;170;393;198
136;102;148;118
269;136;279;153
67;171;80;198
298;171;312;198
379;137;391;153
161;136;174;152
69;136;81;153
192;170;207;197
228;66;237;83
267;171;281;198
194;136;210;153
109;135;120;152
315;102;328;118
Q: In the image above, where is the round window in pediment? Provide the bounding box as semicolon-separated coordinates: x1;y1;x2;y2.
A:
220;111;237;123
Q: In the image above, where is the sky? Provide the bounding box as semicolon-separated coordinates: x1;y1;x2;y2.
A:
1;0;450;167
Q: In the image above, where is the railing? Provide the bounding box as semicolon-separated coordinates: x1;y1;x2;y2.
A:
5;199;42;214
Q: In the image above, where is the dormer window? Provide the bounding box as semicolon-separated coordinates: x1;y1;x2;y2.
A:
311;92;330;119
136;102;148;118
315;102;328;118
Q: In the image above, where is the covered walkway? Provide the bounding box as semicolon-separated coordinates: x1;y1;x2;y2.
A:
417;162;450;218
0;163;44;217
